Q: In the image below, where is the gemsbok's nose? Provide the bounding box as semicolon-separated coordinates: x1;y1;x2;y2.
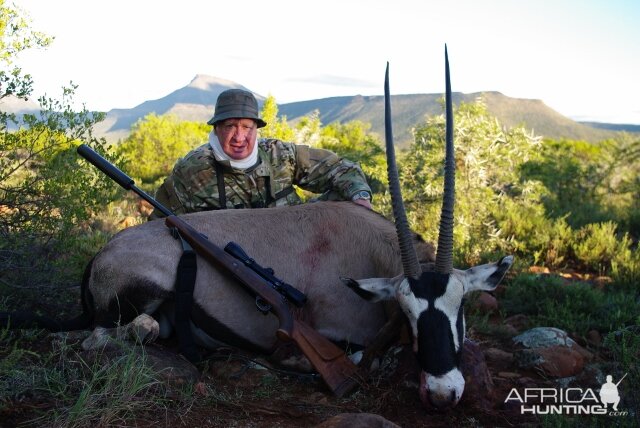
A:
427;389;458;410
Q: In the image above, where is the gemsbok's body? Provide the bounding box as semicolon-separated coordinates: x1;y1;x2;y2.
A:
83;201;435;353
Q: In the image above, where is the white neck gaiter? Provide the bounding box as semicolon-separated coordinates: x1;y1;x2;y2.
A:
208;130;259;170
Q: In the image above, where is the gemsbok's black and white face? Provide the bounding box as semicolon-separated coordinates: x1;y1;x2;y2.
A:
343;47;514;409
343;256;513;408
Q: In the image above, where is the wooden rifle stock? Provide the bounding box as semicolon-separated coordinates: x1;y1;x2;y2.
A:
165;216;359;397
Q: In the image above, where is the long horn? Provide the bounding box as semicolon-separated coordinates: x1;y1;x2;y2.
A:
384;62;421;279
435;45;455;274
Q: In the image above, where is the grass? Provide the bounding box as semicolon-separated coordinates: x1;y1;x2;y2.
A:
602;326;640;421
500;273;640;338
0;329;179;427
46;347;166;426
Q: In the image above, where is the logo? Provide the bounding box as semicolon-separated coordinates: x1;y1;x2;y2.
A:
505;373;629;416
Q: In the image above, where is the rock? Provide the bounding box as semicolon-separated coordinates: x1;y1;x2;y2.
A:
469;292;499;313
137;199;154;217
480;292;499;312
516;376;538;388
532;345;586;378
512;327;593;378
529;266;551;274
144;345;201;386
118;215;138;229
513;327;576;348
572;363;605;388
504;314;530;332
460;339;495;410
496;371;520;379
501;324;519;337
79;341;201;390
314;413;400;428
193;381;208;396
586;329;602;347
484;347;513;365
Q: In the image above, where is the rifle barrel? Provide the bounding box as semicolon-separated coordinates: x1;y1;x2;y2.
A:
615;372;628;387
77;144;173;217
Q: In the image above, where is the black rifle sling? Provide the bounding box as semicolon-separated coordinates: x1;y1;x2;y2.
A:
264;175;274;207
214;160;227;209
172;228;200;363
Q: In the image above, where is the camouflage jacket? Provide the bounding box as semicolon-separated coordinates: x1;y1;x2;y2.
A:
151;139;371;217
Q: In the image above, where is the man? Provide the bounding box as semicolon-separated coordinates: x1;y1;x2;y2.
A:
150;89;372;218
599;375;622;411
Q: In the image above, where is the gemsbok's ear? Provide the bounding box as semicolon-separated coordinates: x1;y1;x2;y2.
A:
341;273;406;302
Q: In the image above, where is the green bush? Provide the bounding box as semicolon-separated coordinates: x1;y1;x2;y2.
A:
400;100;543;266
492;186;574;267
116;113;209;185
394;99;638;277
1;3;124;294
610;244;640;293
573;222;626;273
502;274;640;336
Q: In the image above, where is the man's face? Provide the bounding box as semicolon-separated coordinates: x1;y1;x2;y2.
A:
215;118;258;160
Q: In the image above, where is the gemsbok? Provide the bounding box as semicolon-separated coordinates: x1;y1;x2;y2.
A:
1;47;513;409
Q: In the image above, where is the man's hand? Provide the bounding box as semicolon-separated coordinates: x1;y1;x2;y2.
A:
352;198;372;210
351;190;372;210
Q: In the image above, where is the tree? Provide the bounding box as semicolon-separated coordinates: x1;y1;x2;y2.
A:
1;2;118;286
0;0;51;100
317;120;387;195
521;136;640;235
401;100;542;265
116;113;209;185
292;109;323;147
259;95;295;141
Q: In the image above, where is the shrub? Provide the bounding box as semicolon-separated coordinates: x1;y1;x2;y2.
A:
116;114;209;185
573;222;629;273
400;100;542;267
610;244;640;293
502;274;640;337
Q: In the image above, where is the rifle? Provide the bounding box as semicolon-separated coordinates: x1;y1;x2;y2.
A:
76;144;359;397
615;373;628;387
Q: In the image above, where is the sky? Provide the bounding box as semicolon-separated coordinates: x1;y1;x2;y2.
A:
12;0;640;124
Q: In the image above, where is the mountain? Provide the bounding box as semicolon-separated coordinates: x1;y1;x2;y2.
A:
0;96;40;114
4;74;635;145
277;91;618;146
92;75;266;142
578;121;640;133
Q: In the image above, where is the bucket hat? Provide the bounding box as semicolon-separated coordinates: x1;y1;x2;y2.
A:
207;89;267;128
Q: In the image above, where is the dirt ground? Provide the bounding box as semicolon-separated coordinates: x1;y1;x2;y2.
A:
0;284;624;428
1;318;559;428
0;353;537;427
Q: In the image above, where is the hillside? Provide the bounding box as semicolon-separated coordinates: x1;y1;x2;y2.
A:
92;75;265;142
579;121;640;133
0;96;40;115
277;91;617;146
3;74;633;145
479;92;615;143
